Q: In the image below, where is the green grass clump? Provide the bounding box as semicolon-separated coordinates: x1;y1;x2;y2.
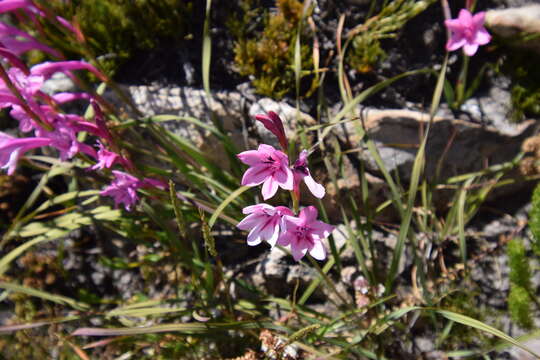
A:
529;182;540;255
347;0;434;73
507;238;533;329
28;0;193;75
231;0;314;99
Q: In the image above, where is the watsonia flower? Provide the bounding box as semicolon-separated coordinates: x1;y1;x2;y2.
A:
237;144;293;200
445;9;491;56
237;204;293;247
277;206;334;261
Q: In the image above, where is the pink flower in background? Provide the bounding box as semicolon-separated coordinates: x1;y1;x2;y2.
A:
292;150;325;199
445;9;491;56
255;111;288;151
237;204;293;247
100;170;142;211
90;142;124;171
237;144;293;200
0;0;34;14
0;131;51;174
277;206;334;261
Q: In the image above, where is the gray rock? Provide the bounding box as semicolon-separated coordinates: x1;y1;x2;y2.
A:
334;108;535;183
41;72;77;94
486;5;540;53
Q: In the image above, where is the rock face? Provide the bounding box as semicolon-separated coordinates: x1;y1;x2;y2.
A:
334;108;536;182
486;5;540;53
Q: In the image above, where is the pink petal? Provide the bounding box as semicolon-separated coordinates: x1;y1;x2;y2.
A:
309;241;326;260
237;149;264;166
0;0;32;14
277;231;294;246
446;36;466;51
444;19;465;31
241;164;270;186
463;43;479;56
266;223;280;247
304;174;325;198
291;245;308;261
300;206;318;224
474;28;491;45
262;177;279;200
310;221;335;239
472;12;486;28
247;225;263;246
31;61;106;82
242;203;270;215
457;8;473;23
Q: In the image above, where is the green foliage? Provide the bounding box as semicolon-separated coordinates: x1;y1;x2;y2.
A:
231;0;314;99
509;285;533;329
29;0;193;74
496;50;540;122
529;182;540;256
347;0;434;73
508;238;531;288
507;238;534;329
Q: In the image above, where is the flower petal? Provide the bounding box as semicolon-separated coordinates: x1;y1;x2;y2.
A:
463;43;479;56
474;28;491;45
303;173;325;198
237;149;264;166
241;164;270;186
309;241;326;260
446;36;466;51
262;176;279;200
292;245;308;261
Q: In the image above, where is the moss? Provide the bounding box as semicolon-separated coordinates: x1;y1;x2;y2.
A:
495;46;540;122
347;0;434;73
507;238;534;329
26;0;193;76
231;0;315;99
529;183;540;256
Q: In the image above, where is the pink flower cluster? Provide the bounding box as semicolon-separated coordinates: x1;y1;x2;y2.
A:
0;0;162;211
236;112;333;261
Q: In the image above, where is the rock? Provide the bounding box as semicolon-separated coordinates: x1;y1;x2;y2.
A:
485;5;540;53
41;72;77;94
334;107;536;183
108;85;247;168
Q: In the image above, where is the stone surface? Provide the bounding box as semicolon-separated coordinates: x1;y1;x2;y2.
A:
486;5;540;53
334;107;536;183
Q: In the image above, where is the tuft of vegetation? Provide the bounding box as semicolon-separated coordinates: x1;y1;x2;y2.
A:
347;0;434;73
25;0;194;75
507;238;534;329
230;0;315;99
529;181;540;255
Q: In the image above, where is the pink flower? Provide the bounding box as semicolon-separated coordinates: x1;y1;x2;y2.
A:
0;0;34;14
255;111;288;151
445;9;491;56
277;206;334;261
100;171;142;211
292;150;325;199
0;131;51;175
90;142;124;171
237;204;293;247
100;171;165;211
237;144;293;200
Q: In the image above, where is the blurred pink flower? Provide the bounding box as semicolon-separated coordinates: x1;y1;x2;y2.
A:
292;150;325;199
90;142;124;171
445;9;491;56
237;144;293;200
100;170;142;211
255;111;288;151
0;0;34;14
277;206;334;261
0;131;51;174
237;204;293;247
